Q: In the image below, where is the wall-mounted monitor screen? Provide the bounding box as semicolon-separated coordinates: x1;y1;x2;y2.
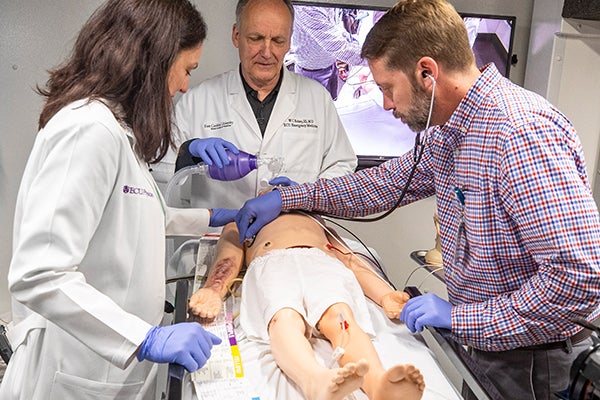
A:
286;2;516;169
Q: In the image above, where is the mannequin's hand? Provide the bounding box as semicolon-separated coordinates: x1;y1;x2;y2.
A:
188;288;224;320
381;290;410;319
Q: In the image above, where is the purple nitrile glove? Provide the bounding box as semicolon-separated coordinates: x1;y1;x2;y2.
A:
137;323;222;372
209;208;238;227
188;138;239;168
268;176;298;187
400;293;452;333
235;190;282;242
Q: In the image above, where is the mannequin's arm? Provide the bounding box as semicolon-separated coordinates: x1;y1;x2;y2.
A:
325;231;409;318
188;223;244;319
345;253;409;319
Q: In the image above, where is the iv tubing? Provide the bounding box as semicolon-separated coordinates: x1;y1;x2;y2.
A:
299;211;395;291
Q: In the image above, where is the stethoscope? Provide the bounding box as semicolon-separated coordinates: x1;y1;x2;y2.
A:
316;72;436;223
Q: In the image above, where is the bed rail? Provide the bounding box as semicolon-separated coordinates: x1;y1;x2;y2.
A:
404;285;503;400
166;279;190;400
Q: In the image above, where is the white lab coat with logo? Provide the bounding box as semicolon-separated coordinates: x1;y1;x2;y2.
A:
153;68;357;209
0;100;211;400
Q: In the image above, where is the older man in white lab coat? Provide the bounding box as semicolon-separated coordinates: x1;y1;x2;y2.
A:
153;0;357;209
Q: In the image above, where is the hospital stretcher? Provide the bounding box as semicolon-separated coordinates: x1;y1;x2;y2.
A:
162;233;497;400
161;165;496;399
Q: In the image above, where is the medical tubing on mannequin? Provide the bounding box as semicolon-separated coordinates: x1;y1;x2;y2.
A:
300;211;394;291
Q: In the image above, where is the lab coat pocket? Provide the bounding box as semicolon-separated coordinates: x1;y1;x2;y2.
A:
50;371;144;400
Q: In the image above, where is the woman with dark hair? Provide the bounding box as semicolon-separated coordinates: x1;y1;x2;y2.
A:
0;1;235;398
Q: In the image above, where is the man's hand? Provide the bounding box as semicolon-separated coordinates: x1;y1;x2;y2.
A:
189;138;239;168
381;290;410;319
235;190;282;242
268;176;298;187
188;288;224;321
400;293;452;333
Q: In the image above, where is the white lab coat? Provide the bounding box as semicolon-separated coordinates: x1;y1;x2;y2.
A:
153;67;357;209
0;100;211;400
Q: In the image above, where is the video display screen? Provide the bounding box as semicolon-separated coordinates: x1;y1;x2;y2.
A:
286;2;516;168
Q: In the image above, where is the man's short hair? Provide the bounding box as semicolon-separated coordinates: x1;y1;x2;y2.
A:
235;0;295;29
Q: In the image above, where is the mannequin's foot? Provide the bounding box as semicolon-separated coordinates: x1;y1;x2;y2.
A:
372;364;425;400
304;358;369;400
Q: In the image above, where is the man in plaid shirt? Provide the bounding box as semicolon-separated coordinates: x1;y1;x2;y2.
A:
235;0;600;398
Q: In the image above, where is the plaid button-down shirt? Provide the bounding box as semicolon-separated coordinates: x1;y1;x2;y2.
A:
279;64;600;351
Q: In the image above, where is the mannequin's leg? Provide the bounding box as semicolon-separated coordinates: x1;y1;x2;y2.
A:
318;303;425;400
268;307;368;400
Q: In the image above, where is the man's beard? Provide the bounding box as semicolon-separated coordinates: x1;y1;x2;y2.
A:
393;82;432;133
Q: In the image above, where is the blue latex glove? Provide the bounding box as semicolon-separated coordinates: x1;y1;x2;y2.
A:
188;138;239;168
268;176;298;187
209;208;238;227
399;293;452;333
137;323;222;372
235;190;282;242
